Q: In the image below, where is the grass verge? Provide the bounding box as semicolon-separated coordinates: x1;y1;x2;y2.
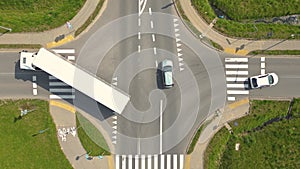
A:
0;0;86;32
248;50;300;55
0;99;72;169
76;112;110;156
0;44;42;49
75;0;105;37
175;0;224;51
187;125;204;154
204;99;300;169
191;0;300;39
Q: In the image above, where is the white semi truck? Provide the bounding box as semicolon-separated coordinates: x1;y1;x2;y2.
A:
19;48;130;114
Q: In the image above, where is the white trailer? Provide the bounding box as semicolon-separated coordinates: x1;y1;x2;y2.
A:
20;48;130;114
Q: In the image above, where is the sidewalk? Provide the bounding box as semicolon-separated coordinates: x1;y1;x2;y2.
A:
49;100;113;169
178;0;300;55
0;0;101;47
189;99;250;169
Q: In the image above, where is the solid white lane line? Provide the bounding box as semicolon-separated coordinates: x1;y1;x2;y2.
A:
138;45;141;53
179;154;184;169
49;82;68;86
160;100;163;154
122;155;126;169
227;90;249;94
261;69;265;75
226;77;248;82
138;32;141;39
141;155;145;169
52;49;75;54
138;18;141;26
227;97;236;101
173;154;177;169
152;34;156;42
135;155;139;169
153;47;157;55
49;88;74;93
161;154;165;169
225;64;248;69
128;155;133;169
226;71;248;75
167;154;171;169
150;20;154;29
227;84;248;88
149;7;152;15
148;155;152;169
261;62;265;68
116;155;120;169
225;58;248;62
261;57;265;62
154;155;158;169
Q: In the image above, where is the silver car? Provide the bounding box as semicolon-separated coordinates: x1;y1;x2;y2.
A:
162;59;174;88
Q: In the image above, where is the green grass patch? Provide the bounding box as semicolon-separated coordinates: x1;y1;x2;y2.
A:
209;39;223;51
204;99;300;169
0;0;86;32
0;44;42;49
248;50;300;55
76;112;110;156
191;0;300;39
75;0;104;37
204;127;231;169
230;100;290;134
187;125;204;154
209;0;300;21
0;99;72;169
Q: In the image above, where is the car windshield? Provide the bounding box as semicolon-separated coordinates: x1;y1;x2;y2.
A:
252;78;258;87
164;66;172;72
268;75;274;84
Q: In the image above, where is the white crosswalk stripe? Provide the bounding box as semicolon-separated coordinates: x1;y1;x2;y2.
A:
48;49;76;100
115;154;184;169
225;58;249;101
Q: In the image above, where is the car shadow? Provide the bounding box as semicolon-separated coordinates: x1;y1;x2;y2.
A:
156;62;164;89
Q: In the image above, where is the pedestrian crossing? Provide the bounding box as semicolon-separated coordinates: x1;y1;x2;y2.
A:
225;57;249;101
115;154;184;169
49;48;76;100
49;75;75;100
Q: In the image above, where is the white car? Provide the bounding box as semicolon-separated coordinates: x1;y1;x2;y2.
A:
161;59;174;88
248;73;279;89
